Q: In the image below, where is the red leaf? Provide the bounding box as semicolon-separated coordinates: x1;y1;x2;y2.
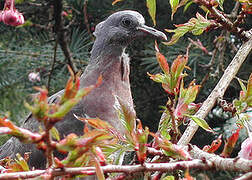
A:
174;99;188;119
221;128;240;157
171;55;188;76
0;117;15;129
33;87;48;102
203;135;222;153
95;147;106;166
156;51;169;74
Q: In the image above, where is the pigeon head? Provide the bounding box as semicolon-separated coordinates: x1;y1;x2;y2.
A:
91;10;167;58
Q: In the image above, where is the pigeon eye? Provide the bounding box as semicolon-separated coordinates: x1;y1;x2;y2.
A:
121;18;133;27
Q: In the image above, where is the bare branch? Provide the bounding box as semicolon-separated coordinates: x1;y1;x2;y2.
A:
2;151;252;180
189;145;252;172
236;172;252;180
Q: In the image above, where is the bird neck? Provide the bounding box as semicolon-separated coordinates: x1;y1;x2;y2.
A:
80;38;130;88
90;37;126;60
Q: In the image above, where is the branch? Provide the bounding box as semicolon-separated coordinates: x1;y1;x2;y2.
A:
198;0;250;40
148;146;252;172
83;0;94;40
189;145;252;172
236;172;252;180
53;0;77;74
2;152;252;180
0;160;211;179
178;37;252;146
47;40;58;91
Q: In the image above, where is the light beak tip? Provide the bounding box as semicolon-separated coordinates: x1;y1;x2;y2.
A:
138;25;167;41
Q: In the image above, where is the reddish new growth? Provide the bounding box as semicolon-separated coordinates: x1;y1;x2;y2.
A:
0;0;24;26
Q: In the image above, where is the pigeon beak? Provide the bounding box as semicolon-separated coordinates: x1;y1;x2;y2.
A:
137;25;167;41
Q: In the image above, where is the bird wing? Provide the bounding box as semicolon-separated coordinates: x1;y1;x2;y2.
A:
23;89;65;126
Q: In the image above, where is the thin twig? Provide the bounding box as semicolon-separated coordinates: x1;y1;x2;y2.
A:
53;0;77;74
230;1;240;18
178;37;252;146
83;0;94;40
47;40;58;92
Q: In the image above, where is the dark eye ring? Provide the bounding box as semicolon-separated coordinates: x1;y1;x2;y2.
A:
122;18;132;27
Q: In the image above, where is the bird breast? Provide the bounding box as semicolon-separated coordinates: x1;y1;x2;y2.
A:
78;53;135;132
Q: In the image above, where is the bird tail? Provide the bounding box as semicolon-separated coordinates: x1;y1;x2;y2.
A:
0;138;15;159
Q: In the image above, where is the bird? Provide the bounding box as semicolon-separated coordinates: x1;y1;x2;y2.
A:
0;10;167;169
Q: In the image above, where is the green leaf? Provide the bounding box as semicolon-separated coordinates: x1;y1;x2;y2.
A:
186;115;213;133
183;1;193;12
48;99;78;118
164;13;214;45
147;72;167;83
146;0;156;26
170;0;179;19
15;0;24;4
15;153;30;171
159;111;172;140
50;127;60;141
114;96;136;134
162;176;175;180
216;0;224;10
184;85;200;104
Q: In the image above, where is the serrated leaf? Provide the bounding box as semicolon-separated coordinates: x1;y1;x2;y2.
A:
146;0;156;26
184;84;200;104
114;96;136;134
50;127;60;141
187;115;213;132
159;112;172;140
